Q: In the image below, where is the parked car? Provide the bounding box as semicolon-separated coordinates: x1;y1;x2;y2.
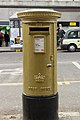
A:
61;27;80;52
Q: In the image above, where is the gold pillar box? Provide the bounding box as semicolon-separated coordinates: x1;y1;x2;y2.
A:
17;9;61;120
17;9;61;96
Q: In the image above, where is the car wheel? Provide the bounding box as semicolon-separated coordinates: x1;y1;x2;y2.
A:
68;44;76;52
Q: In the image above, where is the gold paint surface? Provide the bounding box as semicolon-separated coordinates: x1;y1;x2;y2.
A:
17;9;61;22
17;9;61;96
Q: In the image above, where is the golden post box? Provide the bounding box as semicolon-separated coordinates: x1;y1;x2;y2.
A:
17;9;61;120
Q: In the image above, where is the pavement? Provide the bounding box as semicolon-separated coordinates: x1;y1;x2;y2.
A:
0;46;61;52
0;113;80;120
0;47;11;52
0;114;22;120
59;112;80;120
0;47;22;52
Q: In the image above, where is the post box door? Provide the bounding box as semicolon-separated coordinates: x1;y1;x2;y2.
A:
23;23;57;96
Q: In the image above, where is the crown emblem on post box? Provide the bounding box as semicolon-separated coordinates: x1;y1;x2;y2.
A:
34;73;45;83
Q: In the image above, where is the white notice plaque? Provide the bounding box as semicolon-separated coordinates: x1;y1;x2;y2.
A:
34;36;45;53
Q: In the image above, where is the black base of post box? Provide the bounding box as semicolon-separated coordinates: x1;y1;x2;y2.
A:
23;93;58;120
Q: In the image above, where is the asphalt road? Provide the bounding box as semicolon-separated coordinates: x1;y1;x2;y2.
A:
58;50;80;81
0;51;80;119
57;51;80;114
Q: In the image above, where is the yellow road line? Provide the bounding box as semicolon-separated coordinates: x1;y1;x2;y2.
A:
58;81;80;85
0;81;80;86
0;83;23;86
58;81;70;85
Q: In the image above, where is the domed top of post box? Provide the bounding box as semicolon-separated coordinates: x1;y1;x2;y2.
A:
17;9;61;21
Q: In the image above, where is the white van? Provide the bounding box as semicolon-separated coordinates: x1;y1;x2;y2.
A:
61;27;80;52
